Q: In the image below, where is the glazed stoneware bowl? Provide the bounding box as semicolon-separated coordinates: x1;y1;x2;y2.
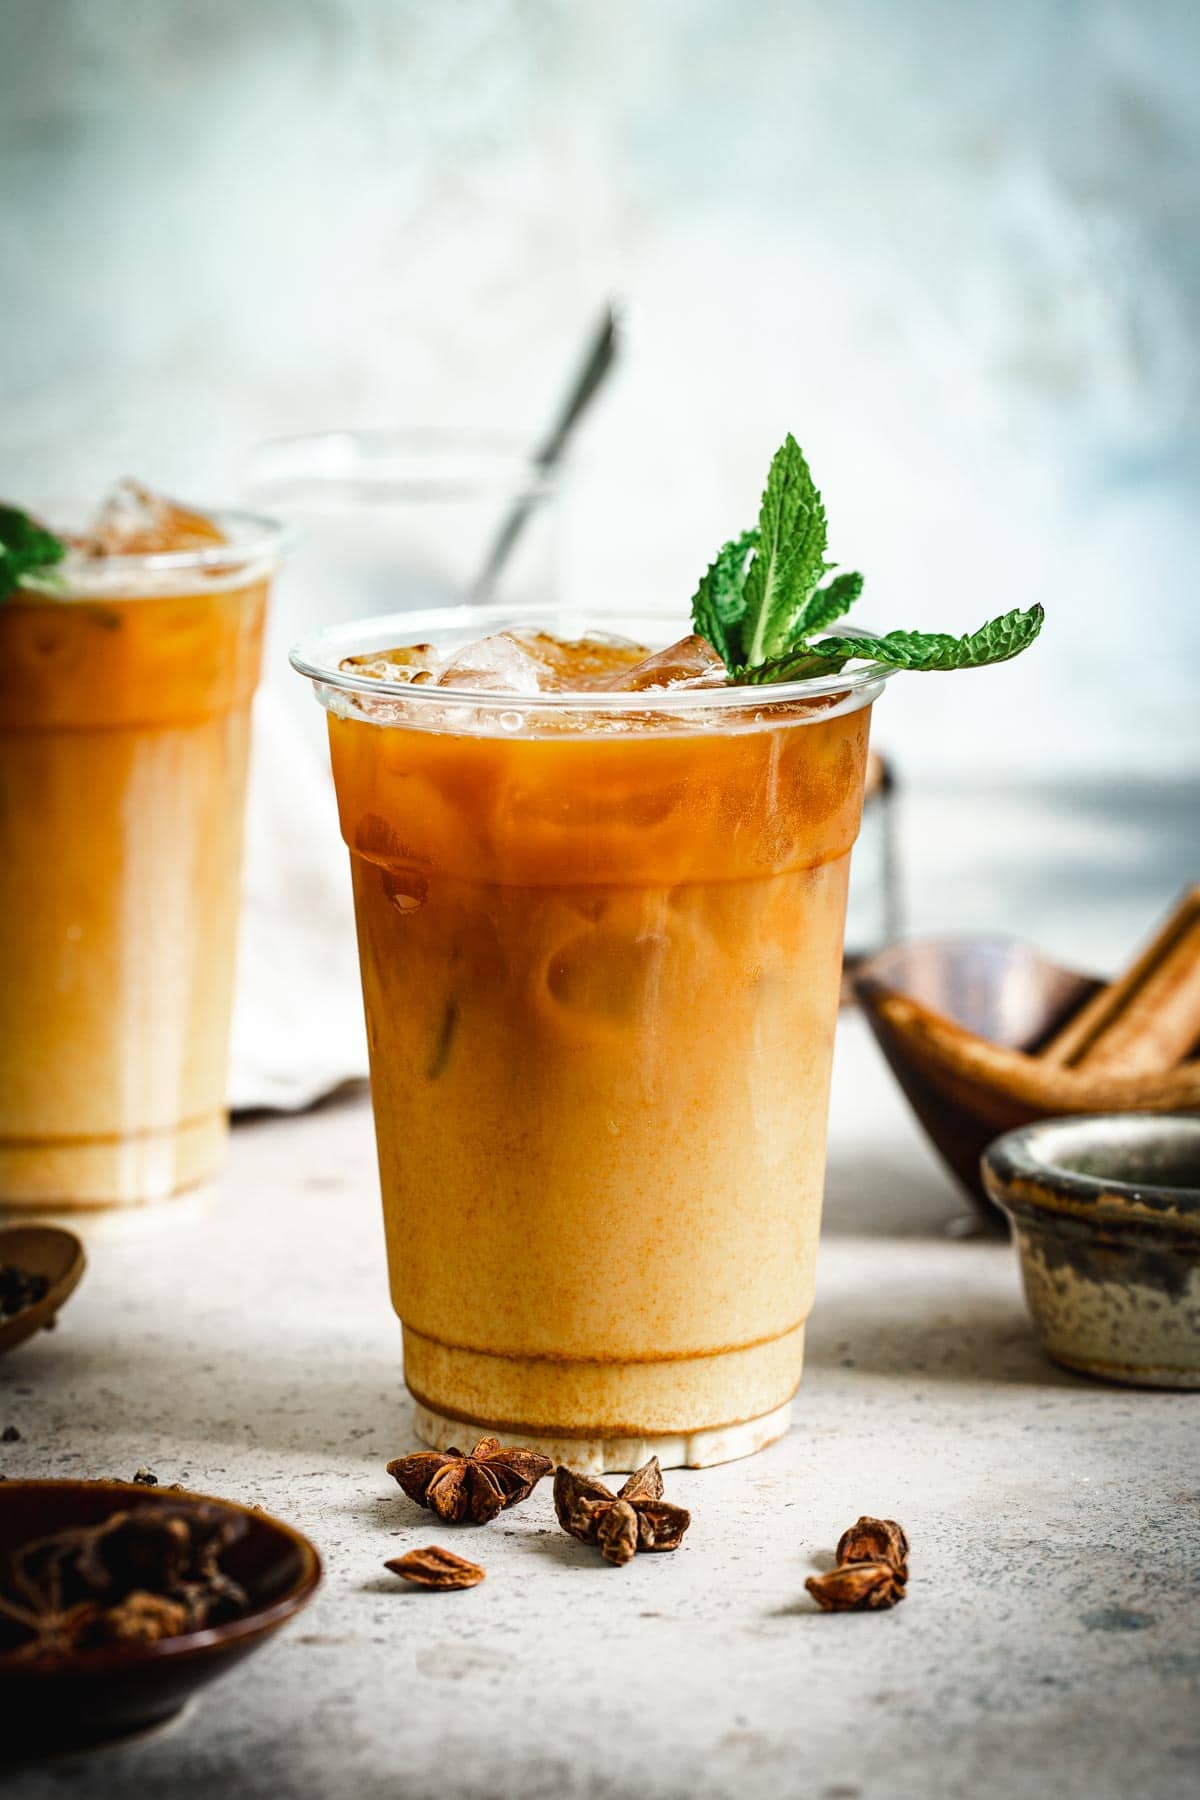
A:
982;1114;1200;1389
854;937;1200;1214
0;1480;322;1756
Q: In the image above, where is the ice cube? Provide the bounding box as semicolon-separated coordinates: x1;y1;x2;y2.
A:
504;631;650;690
340;628;723;700
543;928;669;1024
340;644;439;684
433;632;558;695
81;480;226;555
599;633;727;692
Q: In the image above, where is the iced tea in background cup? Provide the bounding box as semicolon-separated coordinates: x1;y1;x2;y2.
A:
0;485;288;1209
292;608;891;1468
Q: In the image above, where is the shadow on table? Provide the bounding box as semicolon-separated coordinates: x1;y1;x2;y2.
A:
820;1145;991;1241
803;1283;1077;1388
0;1328;413;1464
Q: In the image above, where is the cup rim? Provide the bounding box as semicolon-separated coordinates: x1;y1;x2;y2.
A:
982;1113;1200;1221
289;602;894;716
248;427;557;505
18;507;292;600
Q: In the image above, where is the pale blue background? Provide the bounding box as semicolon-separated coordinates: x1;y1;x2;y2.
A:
1;0;1196;964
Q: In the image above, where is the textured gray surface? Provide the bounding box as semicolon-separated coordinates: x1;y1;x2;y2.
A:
2;1017;1196;1798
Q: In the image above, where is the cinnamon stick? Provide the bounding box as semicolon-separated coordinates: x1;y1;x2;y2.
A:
1041;885;1200;1075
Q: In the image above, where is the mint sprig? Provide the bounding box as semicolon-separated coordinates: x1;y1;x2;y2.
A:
0;506;67;600
691;437;1044;682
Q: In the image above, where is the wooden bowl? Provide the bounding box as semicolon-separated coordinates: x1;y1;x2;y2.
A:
0;1226;85;1355
854;936;1200;1213
0;1481;321;1756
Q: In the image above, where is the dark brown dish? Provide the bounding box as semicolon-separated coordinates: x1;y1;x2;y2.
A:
854;937;1200;1213
0;1481;321;1756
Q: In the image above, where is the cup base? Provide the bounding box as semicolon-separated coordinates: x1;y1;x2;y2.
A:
410;1397;793;1474
0;1112;227;1211
402;1316;805;1473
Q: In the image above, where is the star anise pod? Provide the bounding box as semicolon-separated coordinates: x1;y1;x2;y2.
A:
805;1561;905;1612
836;1516;909;1581
387;1437;553;1526
0;1594;100;1662
553;1458;691;1567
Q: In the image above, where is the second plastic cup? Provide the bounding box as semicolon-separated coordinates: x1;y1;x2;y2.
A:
0;512;286;1209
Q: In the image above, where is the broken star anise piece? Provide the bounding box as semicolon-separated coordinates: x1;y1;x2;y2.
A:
805;1561;905;1612
81;1590;192;1647
806;1512;910;1613
553;1458;691;1568
385;1546;485;1590
386;1436;553;1526
835;1515;909;1581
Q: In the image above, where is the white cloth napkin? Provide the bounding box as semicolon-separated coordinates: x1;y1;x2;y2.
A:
229;687;369;1112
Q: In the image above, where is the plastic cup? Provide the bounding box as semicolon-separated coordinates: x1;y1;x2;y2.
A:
0;512;287;1209
293;605;890;1468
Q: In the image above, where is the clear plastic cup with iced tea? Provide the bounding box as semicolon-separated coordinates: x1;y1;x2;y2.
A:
292;609;890;1468
0;486;287;1208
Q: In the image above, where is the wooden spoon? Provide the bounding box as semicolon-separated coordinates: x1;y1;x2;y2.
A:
0;1225;85;1355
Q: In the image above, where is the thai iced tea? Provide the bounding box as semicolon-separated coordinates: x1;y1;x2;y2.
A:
0;487;284;1208
298;616;883;1467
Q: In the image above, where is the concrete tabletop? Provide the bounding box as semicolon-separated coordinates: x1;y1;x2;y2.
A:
3;1015;1197;1800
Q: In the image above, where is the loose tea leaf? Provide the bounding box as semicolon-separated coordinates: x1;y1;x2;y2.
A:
387;1437;552;1526
553;1459;691;1567
805;1561;906;1612
386;1546;485;1590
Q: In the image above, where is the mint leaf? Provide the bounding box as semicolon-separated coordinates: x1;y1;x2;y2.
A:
0;505;67;599
793;569;863;638
735;647;848;685
689;529;757;668
819;605;1044;671
739;435;829;667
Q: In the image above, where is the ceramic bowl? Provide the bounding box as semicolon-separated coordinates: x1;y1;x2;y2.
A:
854;936;1200;1213
981;1113;1200;1388
0;1480;322;1756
